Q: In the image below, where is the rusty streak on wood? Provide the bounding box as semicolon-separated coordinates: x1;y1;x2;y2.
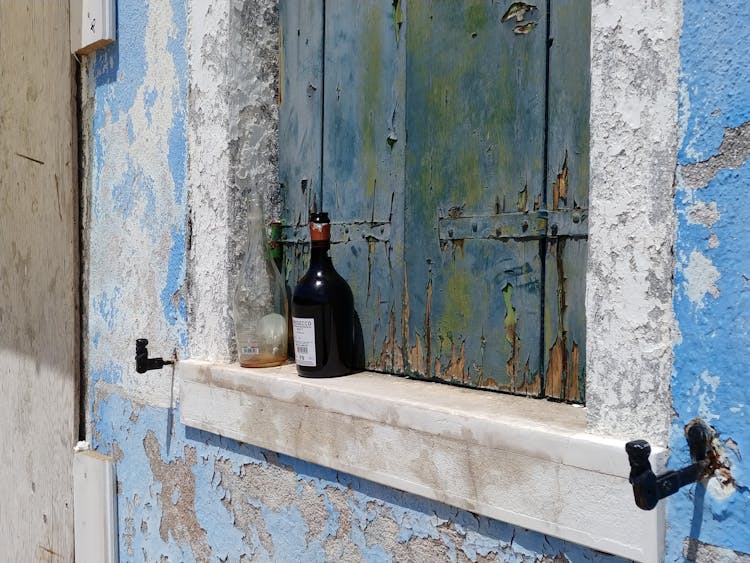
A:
545;334;565;398
424;276;432;376
453;239;465;259
545;237;571;399
502;283;519;391
566;342;581;402
552;151;569;210
516;365;542;396
436;337;467;383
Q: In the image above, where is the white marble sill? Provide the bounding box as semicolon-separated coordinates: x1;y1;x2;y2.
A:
178;360;665;562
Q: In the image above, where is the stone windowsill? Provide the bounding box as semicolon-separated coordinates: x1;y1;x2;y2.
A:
177;360;664;562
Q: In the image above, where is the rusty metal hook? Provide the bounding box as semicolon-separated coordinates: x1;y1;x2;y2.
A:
625;419;713;511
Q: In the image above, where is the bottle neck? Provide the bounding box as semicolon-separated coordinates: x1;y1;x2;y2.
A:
310;240;332;266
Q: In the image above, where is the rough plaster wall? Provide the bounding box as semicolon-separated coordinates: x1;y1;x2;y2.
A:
83;1;636;561
586;0;682;445
83;0;188;415
186;0;232;361
666;1;750;559
93;392;627;563
187;0;280;362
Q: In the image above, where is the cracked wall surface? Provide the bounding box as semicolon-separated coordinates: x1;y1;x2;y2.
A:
83;0;624;561
668;0;750;560
586;0;681;445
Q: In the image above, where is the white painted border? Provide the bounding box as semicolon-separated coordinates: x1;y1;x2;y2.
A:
179;360;665;562
183;1;683;446
586;0;681;444
180;2;684;560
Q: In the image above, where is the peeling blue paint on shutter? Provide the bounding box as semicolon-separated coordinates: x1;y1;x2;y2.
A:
543;1;590;402
279;0;589;402
403;1;547;394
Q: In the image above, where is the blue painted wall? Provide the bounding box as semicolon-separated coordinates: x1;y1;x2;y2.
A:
83;1;626;561
668;0;750;559
88;0;750;560
94;393;627;562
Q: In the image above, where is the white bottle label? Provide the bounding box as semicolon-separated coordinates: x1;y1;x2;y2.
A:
292;317;317;367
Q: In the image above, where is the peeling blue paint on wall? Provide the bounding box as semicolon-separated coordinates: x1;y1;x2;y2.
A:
93;392;628;562
669;0;750;559
83;1;638;561
167;0;187;206
677;2;750;164
161;225;188;327
86;0;190;428
94;0;148;125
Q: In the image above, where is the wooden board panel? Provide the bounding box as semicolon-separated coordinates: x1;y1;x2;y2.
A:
404;0;548;392
0;1;78;559
279;0;324;224
544;238;587;402
321;0;406;371
281;0;590;400
279;1;324;290
543;0;590;402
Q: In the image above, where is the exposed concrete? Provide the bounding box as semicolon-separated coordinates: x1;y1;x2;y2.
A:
684;539;750;563
586;0;682;445
681;121;750;189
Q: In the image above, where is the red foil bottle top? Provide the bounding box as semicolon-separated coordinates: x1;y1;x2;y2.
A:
309;212;330;242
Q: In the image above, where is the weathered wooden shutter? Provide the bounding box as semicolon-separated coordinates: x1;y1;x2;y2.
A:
280;0;589;402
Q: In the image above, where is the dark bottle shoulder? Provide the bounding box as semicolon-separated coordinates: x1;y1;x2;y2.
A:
293;264;353;303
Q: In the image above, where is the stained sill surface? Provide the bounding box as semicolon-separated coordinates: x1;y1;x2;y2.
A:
178;360;663;562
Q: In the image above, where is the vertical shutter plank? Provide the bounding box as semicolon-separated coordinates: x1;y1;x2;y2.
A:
279;1;324;284
404;0;548;391
543;0;590;402
323;0;406;371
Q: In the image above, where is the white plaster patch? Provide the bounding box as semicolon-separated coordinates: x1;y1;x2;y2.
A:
706;472;736;500
690;370;721;423
686;200;720;228
708;233;720;248
586;0;682;445
683;250;721;306
186;0;233;362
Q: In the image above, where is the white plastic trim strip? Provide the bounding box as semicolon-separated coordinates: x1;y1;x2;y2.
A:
73;448;118;563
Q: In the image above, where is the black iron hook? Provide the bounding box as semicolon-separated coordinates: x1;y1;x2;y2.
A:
625;418;713;511
135;338;174;373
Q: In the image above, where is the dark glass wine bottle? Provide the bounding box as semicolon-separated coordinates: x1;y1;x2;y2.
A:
291;212;354;377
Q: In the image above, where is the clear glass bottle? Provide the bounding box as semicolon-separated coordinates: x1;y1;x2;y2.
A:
233;196;288;367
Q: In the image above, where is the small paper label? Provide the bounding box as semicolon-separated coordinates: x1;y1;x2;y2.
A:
292;317;316;366
236;329;259;356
